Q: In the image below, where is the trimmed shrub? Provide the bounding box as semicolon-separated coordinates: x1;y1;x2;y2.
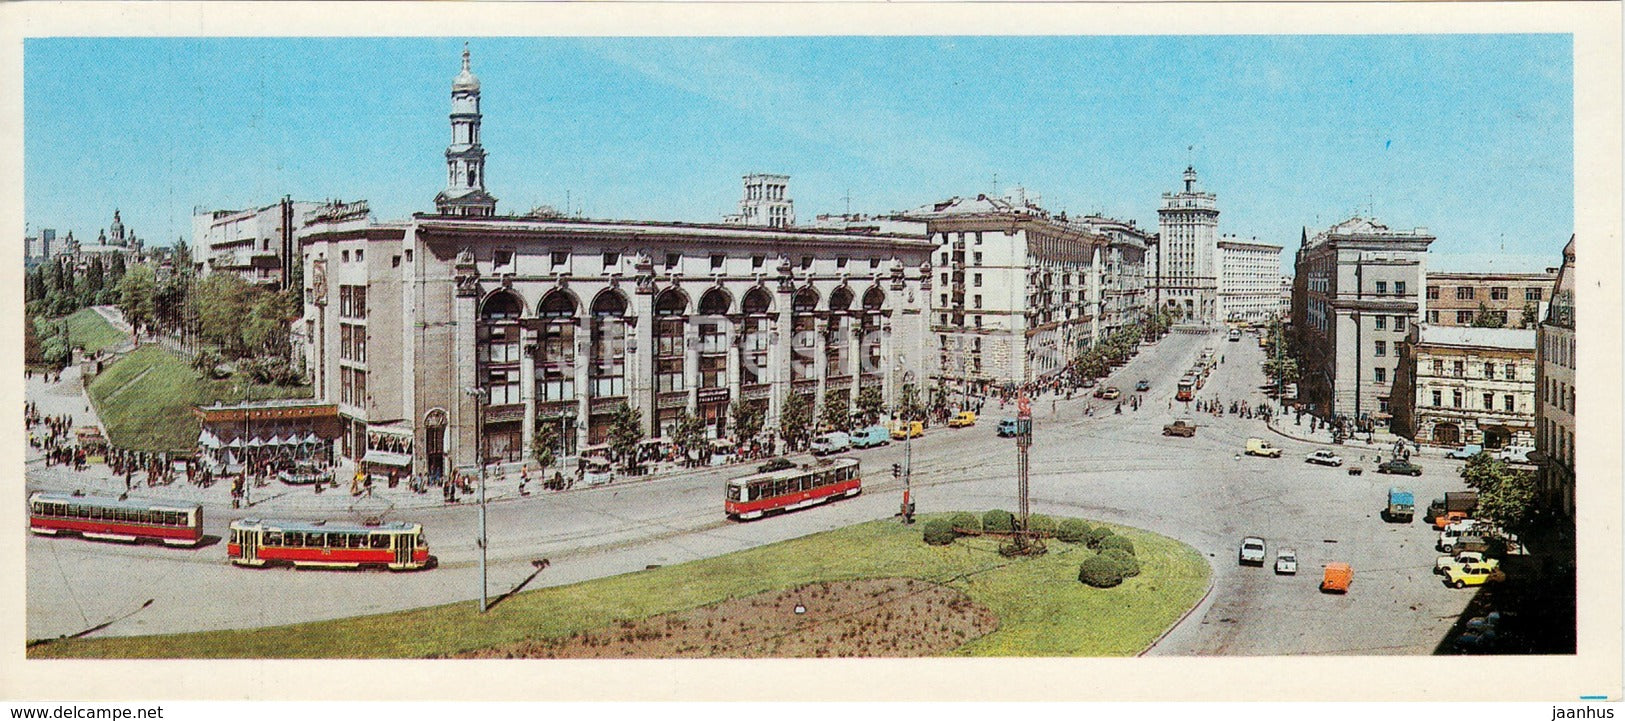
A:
982;509;1016;533
922;519;957;546
1099;535;1136;556
1085;525;1116;549
949;512;981;533
1101;548;1141;578
1078;554;1125;588
1027;514;1057;536
1056;518;1093;544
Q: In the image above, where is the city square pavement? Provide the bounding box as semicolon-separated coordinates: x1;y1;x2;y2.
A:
27;328;1485;655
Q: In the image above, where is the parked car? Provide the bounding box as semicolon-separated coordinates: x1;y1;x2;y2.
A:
1082;378;1098;389
1274;548;1298;575
1435;551;1500;576
1432;510;1471;531
1377;458;1423;476
1305;449;1344;467
1445;444;1483;460
947;411;977;428
810;431;851;456
996;418;1021;437
1495;445;1534;463
890;420;924;440
1162;419;1197;437
1244;438;1282;458
1239;536;1267;565
1135;379;1151;392
849;425;891;449
1442;563;1506;589
1100;387;1121;400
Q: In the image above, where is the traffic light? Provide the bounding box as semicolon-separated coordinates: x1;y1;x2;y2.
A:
892;463;902;478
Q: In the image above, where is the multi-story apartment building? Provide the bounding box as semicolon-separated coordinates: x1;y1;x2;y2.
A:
1390;326;1536;449
1075;215;1152;337
1424;271;1557;328
1278;275;1293;319
1216;235;1283;324
1534;236;1575;520
1154;166;1220;325
1292;217;1435;423
901;193;1132;391
194;197;326;287
297;48;933;480
723;174;795;228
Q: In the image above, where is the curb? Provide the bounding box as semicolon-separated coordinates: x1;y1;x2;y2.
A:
1138;570;1216;657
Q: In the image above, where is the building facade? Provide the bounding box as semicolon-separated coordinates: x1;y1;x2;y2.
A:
1534;236;1575;520
1390;326;1536;449
1278;275;1293;318
723;174;795;228
194;197;326;287
902;194;1134;391
300;215;933;477
1076;215;1152;337
1155;166;1220;325
296;49;932;478
1291;217;1435;423
1216;236;1283;324
1423;271;1556;328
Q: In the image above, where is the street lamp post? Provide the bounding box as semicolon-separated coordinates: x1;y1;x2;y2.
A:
901;370;915;523
463;386;489;613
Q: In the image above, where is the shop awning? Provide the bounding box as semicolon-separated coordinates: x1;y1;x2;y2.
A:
362;450;413;467
303;432;320;445
198;429;221;449
247;437;264;448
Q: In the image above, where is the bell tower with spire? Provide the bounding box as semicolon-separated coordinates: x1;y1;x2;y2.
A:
434;43;497;216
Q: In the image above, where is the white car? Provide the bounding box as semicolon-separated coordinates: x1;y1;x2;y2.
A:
1274;548;1298;575
1239;536;1267;565
1495;445;1534;463
1305;450;1344;467
810;431;851;456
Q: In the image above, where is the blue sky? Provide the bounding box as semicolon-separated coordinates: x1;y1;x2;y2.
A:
25;35;1572;273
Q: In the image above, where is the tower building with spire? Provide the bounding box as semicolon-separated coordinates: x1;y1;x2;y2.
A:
434;44;497;217
1154;166;1221;325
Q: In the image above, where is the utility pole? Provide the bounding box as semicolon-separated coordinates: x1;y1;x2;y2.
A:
900;370;915;523
464;386;489;613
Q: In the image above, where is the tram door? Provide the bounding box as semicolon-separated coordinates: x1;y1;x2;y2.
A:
240;528;259;564
392;533;411;568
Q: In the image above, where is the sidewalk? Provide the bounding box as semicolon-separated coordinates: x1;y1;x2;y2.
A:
1263;412;1435;459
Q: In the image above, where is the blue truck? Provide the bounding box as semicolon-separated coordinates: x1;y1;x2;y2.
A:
849;425;891;449
1384;486;1415;523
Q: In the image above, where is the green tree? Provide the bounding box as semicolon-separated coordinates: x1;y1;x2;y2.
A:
1471;302;1505;328
108;253;126;284
531;422;559;471
86;256;105;296
730;401;764;443
115;264;158;336
195;273;252;355
821;389;851;431
1460;453;1538;531
24;308;42;366
242;290;291;355
894;383;923;422
779;391;814;450
25;266;46;303
608;402;645;472
855;386;886;425
1519;302;1539;329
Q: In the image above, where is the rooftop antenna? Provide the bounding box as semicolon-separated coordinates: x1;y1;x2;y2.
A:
991;172;998;198
842;187;852;216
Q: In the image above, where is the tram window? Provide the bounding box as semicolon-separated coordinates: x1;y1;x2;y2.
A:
349;535;367;549
265;532;281;546
371;534;389;550
417;534;427;548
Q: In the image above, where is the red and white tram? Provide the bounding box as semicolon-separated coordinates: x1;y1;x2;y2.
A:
227;518;431;571
725;457;861;520
28;492;203;546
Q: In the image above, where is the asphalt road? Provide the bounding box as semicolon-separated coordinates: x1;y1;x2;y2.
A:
27;328;1481;655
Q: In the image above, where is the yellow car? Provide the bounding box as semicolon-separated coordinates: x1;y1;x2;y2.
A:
948;411;977;428
890;420;924;440
1442;564;1506;589
1245;438;1282;458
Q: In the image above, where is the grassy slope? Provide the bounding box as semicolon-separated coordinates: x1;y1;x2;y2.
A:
30;515;1210;659
62;307;128;356
86;345;313;453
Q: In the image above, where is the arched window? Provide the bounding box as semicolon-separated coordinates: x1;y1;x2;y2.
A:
478;292;523;405
590;290;628;398
791;287;820;381
699;288;731;316
697;289;731;382
826;286;854;376
740;287;773;386
653;288;688;394
536;291;578;403
860;286;887;375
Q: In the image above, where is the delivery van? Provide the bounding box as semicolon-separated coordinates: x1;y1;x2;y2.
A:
1320;562;1353;593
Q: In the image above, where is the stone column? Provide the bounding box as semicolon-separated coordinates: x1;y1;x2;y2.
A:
573;320;590;452
520;325;537;465
451;288;479;469
631;290;655;439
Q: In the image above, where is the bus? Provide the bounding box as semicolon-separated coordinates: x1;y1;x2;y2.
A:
28;491;203;546
227;518;431;571
1176;378;1195;401
725;457;861;520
